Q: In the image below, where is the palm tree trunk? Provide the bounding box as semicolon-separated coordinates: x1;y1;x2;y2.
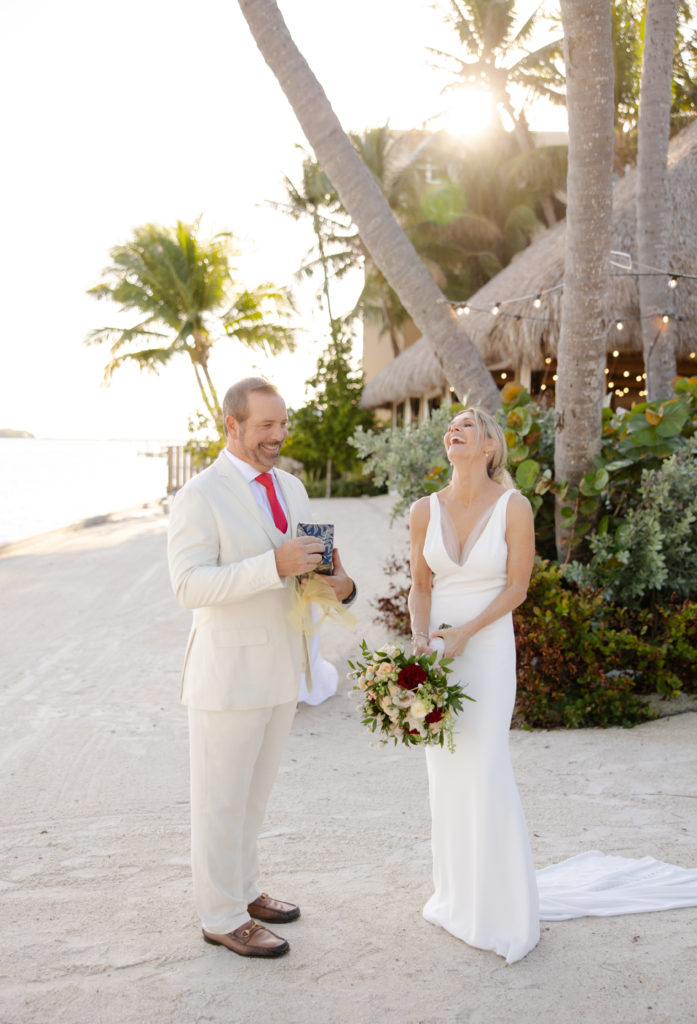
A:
189;352;222;432
237;0;500;412
555;0;615;561
637;0;679;400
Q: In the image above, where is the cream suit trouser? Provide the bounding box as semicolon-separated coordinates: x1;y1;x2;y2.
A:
187;699;297;934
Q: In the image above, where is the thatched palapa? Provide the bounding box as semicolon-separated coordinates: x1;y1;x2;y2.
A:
362;119;697;411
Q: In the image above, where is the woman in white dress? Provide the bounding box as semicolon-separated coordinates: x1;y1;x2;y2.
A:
408;406;539;964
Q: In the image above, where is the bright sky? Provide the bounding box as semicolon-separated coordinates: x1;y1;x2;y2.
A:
0;0;565;440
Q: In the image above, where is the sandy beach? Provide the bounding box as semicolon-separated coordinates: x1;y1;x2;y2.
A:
1;495;696;1024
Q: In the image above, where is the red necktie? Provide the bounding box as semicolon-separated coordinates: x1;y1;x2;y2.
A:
256;472;288;533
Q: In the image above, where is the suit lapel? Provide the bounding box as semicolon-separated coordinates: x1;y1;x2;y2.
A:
214;454;283;548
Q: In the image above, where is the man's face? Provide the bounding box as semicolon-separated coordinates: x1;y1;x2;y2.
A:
225;390;288;472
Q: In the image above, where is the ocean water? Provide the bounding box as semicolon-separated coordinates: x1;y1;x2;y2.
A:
0;438;175;546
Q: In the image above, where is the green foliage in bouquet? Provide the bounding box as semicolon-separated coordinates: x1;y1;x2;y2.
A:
348;640;472;753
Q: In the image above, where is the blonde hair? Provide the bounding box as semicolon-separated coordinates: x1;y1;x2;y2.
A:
449;406;516;489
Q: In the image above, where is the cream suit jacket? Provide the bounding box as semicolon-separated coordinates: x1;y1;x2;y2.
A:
167;452;312;711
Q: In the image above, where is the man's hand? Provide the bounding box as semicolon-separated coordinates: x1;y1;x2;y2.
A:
275;536;324;578
321;547;355;602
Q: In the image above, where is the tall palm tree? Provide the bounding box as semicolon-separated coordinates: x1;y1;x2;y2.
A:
555;0;615;560
637;0;680;399
237;0;501;412
284;126;553;358
86;220;296;434
431;0;566;225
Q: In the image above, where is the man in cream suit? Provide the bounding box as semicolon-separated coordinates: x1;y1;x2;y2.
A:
168;377;356;958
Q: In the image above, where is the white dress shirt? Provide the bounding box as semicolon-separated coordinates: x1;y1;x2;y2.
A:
223;449;290;529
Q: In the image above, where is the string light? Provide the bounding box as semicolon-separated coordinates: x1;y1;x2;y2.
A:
669;276;678;288
533;294;542;308
616;320;624;331
500;372;508;380
544;356;552;365
662;313;671;324
612;349;619;357
492;303;501;315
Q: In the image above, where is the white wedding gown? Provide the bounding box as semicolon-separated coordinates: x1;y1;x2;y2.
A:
421;489;697;964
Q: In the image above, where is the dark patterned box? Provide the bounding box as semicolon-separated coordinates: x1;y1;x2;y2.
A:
296;522;334;575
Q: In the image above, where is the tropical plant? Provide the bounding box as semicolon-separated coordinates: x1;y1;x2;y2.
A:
430;0;566;225
86;220;296;436
236;0;501;411
565;436;697;607
351;404;461;520
283;323;376;496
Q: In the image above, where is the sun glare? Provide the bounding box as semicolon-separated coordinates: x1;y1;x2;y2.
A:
440;87;495;139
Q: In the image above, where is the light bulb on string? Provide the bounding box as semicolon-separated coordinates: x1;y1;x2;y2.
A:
492;302;501;315
533;294;542;309
615;320;624;331
669;276;678;289
612;349;619;357
662;314;670;324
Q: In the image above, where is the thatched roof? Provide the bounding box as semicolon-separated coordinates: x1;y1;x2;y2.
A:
362;119;697;409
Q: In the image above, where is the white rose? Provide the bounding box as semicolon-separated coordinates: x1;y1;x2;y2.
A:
410;699;429;720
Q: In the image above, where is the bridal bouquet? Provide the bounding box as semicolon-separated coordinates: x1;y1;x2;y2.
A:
348;640;472;753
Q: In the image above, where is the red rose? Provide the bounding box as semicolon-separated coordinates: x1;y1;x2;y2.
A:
425;708;443;724
397;664;428;690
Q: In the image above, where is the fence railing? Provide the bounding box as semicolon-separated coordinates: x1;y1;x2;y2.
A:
166;446;205;494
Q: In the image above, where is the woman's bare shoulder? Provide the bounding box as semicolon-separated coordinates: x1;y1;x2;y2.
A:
409;494;432;527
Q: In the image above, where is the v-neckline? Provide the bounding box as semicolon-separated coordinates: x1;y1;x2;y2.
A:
435;489;509;567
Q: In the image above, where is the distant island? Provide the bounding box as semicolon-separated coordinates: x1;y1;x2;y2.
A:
0;428;35;438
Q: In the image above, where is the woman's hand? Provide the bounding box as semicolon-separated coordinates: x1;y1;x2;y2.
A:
411;631;433;657
430;624;472;658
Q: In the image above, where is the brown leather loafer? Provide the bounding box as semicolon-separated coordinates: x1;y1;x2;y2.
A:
247;892;301;924
202;920;289;958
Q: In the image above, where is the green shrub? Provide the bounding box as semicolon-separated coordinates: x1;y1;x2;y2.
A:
564;437;697;607
350;406;459;520
513;560;658;728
